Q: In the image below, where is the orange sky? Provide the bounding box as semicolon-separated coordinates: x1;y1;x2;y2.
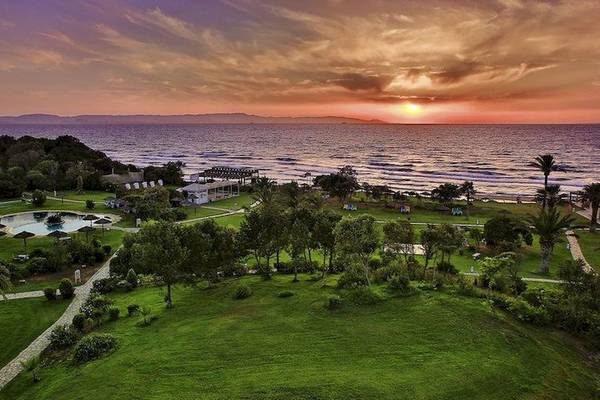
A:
1;0;600;123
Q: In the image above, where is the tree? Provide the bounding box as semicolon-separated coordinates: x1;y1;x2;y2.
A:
312;209;342;279
67;161;93;193
435;224;465;266
288;219;310;282
334;215;379;286
237;206;279;278
279;181;302;209
314;165;359;203
382;219;414;262
130;221;188;307
431;183;460;205
35;159;60;192
580;183;600;232
530;154;561;208
420;225;440;271
460;181;476;218
0;264;11;300
535;184;564;208
253;177;277;206
31;190;46;206
484;216;532;252
181;220;237;284
528;207;573;274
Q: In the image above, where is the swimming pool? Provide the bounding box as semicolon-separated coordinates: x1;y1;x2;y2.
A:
0;212;112;236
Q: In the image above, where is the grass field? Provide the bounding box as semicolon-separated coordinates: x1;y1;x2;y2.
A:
52;190;115;202
0;297;69;367
1;275;597;399
577;230;600;271
209;192;255;210
0;199;111;217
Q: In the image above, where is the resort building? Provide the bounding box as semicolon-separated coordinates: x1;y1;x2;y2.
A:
178;180;240;205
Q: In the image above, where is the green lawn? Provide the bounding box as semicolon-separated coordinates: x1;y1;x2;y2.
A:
1;276;597;399
0;298;69;367
0;199;111;217
213;213;245;229
577;230;600;271
329;198;588;226
208;192;255;210
180;206;228;221
52;190;115;202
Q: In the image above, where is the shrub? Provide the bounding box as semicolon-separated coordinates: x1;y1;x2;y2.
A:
59;278;75;299
44;287;57;300
125;269;138;288
80;294;113;318
102;245;112;255
91;277;116;294
372;262;404;284
436;261;458;274
49;325;78;349
346;286;383;305
388;274;411;294
278;290;294;298
108;307;120;321
72;313;86;332
73;334;118;364
233;284;252;299
20;356;41;382
127;304;140;316
325;295;343;310
31;190;46;206
139;306;153;327
85;199;95;209
337;267;369;289
28;257;50;274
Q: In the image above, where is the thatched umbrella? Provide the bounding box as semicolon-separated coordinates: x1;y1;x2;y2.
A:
47;230;69;243
0;223;6;229
94;218;111;235
83;214;99;227
0;231;7;237
77;225;95;241
14;231;35;248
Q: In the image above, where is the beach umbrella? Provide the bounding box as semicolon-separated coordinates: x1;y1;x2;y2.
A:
47;230;69;242
0;223;6;229
13;231;35;248
83;214;99;227
77;225;95;241
0;231;7;237
94;218;111;235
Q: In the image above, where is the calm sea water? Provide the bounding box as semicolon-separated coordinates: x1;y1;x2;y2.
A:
1;124;598;197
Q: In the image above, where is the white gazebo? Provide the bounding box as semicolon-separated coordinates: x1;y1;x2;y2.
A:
179;181;240;205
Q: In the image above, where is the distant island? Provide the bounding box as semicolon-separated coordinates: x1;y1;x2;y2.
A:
0;113;386;125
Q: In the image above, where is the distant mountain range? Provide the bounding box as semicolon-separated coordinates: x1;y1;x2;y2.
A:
0;113;386;125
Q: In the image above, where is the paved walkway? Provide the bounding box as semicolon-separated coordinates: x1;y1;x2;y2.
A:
0;254;114;389
566;230;594;274
461;272;563;284
1;290;44;301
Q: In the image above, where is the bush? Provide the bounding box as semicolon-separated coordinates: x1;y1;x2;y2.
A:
436;261;458;274
80;294;113;319
49;325;78;349
108;307;120;321
91;277;116;294
85;200;95;209
59;278;75;299
346;286;383;305
31;190;46;206
125;269;138;288
233;284;252;299
372;262;404;284
28;257;50;274
127;304;140;316
388;274;411;294
102;245;112;255
72;313;86;332
325;295;343;310
337;267;369;289
278;290;294;298
73;334;117;364
44;287;57;300
139;306;154;327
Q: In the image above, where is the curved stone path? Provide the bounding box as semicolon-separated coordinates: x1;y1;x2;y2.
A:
0;254;113;389
566;230;594;274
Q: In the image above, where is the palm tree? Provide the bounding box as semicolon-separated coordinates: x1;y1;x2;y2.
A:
530;154;561;208
66;161;92;194
580;183;600;232
528;207;573;274
535;184;564;208
0;264;12;300
460;181;476;218
253;177;276;206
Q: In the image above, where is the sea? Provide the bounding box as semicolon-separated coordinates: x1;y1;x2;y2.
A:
1;124;598;199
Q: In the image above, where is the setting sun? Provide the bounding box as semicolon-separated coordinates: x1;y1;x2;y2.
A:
401;102;423;116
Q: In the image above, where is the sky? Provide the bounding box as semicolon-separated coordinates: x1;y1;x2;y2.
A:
1;0;600;123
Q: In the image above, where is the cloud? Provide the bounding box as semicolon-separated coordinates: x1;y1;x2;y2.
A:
328;73;394;92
